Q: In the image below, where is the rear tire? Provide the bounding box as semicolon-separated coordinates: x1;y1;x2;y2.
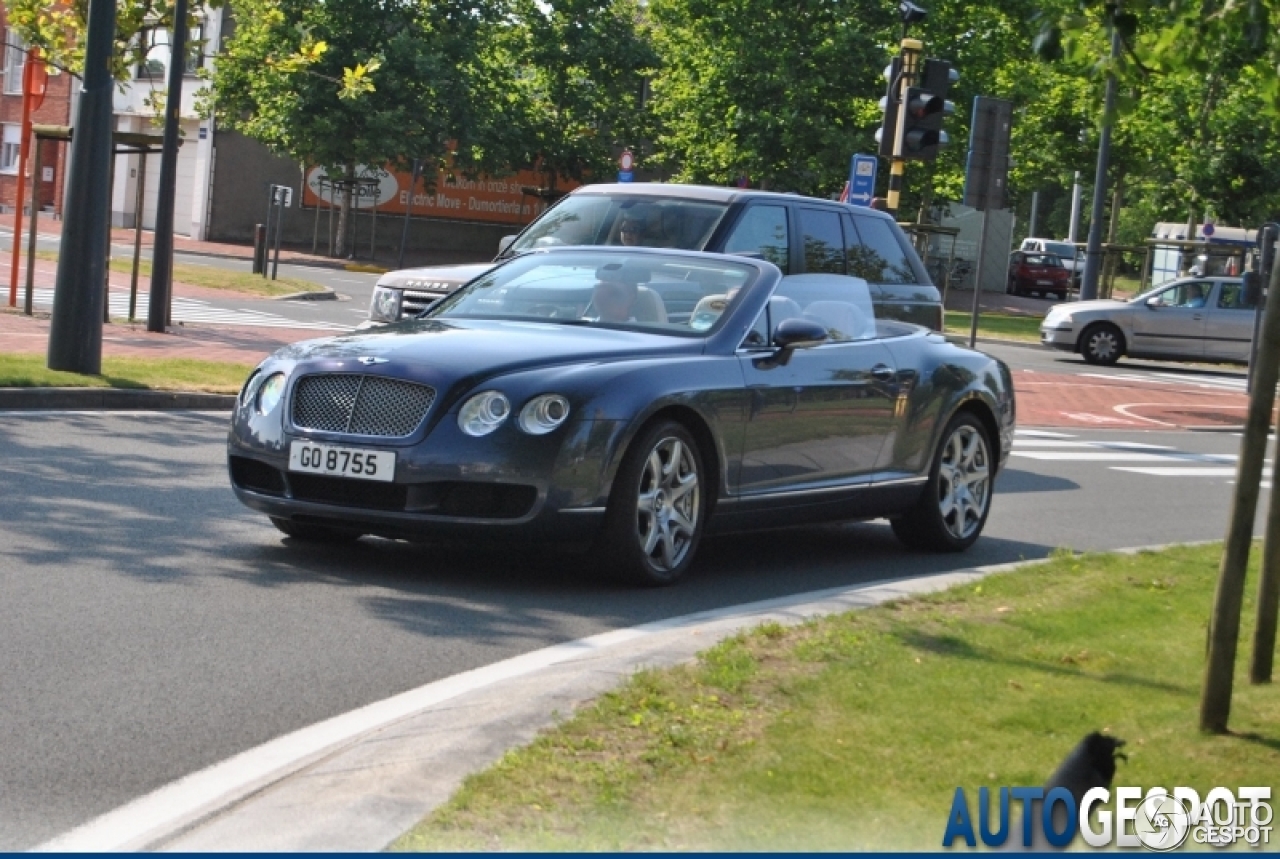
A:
892;413;993;553
1080;322;1124;365
271;517;363;543
595;420;706;586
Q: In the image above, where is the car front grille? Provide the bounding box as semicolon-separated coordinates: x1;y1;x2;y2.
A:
292;374;436;437
400;287;454;318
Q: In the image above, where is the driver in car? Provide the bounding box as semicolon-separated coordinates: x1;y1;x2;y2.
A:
589;279;639;322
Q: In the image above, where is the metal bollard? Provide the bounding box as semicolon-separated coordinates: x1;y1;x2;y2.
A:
252;223;267;274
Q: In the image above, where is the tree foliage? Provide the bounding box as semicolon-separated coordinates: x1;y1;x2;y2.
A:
6;0;207;80
646;0;893;195
480;0;657;188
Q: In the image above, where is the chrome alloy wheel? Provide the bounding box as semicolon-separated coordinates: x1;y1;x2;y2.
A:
936;423;991;541
635;436;701;573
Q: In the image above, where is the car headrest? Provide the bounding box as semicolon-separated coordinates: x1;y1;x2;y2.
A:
595;261;651;284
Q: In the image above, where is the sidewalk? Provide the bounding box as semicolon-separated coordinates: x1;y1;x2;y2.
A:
0;211;484;273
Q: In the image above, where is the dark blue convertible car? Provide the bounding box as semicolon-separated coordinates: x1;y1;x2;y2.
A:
228;247;1015;585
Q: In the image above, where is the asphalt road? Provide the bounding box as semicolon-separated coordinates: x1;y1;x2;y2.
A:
0;405;1266;849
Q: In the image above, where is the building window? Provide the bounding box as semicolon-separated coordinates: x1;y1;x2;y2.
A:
136;22;204;80
1;124;22;174
4;29;26;94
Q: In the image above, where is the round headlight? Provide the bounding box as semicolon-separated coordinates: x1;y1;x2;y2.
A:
458;391;510;437
518;394;570;435
257;372;287;416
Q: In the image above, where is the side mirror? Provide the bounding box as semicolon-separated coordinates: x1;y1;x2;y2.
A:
755;317;828;369
497;235;517;256
1242;272;1263;308
1145;296;1163;309
773;317;829;349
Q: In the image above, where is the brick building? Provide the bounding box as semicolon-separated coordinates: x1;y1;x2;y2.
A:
0;3;72;216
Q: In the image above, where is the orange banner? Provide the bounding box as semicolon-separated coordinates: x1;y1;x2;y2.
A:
302;165;580;225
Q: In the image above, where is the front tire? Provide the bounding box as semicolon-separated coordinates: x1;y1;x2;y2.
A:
1080;322;1124;365
271;517;363;543
596;420;705;586
892;413;993;552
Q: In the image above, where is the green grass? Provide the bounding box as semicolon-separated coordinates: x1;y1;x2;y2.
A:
393;543;1279;852
0;353;252;393
29;250;326;298
945;310;1043;342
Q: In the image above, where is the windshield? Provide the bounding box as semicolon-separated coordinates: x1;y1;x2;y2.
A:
429;250;758;337
1044;242;1076;259
506;194;730;256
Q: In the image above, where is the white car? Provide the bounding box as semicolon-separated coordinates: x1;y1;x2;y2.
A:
1040;276;1258;365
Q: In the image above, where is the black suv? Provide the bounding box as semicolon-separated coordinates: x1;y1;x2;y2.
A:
366;183;941;329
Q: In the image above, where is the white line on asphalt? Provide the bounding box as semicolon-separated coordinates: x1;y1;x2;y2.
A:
1010;451;1237;462
1111;466;1239;477
1011;440;1175;450
1013;429;1076;438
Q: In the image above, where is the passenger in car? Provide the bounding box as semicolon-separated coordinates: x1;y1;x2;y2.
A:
591;279;639;321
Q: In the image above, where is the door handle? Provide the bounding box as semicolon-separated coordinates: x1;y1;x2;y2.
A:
1193;314;1203;321
871;364;896;382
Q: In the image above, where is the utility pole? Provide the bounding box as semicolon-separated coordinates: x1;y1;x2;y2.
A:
47;0;115;374
147;0;190;333
1080;11;1121;302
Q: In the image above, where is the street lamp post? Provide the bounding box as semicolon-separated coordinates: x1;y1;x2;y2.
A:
147;0;191;333
1080;16;1121;302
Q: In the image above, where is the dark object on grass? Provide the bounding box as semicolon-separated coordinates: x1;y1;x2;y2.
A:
1045;731;1127;801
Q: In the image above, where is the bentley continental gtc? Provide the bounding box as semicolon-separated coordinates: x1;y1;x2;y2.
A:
228;247;1015;585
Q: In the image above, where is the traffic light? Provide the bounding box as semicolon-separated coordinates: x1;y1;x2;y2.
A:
876;57;902;158
899;58;957;161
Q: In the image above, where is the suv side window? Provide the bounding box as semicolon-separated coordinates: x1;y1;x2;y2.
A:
797;207;845;274
724;205;790;273
1217;281;1259;310
845;214;916;284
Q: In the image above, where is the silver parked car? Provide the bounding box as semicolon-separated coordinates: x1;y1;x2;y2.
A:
1040;276;1258;365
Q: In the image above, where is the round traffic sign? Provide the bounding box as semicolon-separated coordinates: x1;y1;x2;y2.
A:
619;150;634;171
1203;222;1215;237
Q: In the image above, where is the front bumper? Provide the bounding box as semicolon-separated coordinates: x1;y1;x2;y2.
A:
1040;324;1077;352
227;416;624;544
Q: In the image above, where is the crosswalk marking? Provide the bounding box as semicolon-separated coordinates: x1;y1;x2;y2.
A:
1012;451;1235;463
1009;430;1259;487
1078;370;1248;394
26;287;350;332
1113;467;1238;477
1014;429;1076;439
1012;440;1174;450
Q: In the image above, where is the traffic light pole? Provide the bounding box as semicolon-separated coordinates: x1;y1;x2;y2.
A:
1080;21;1120;302
885;39;923;217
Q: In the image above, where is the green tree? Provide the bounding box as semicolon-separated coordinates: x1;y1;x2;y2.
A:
646;0;893;195
481;0;657;192
6;0;205;80
210;0;501;256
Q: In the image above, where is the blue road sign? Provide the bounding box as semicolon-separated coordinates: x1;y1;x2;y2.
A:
848;154;877;207
617;170;634;183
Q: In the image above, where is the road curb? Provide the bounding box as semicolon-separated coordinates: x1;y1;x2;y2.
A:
272;286;339;301
0;387;237;411
36;543;1216;853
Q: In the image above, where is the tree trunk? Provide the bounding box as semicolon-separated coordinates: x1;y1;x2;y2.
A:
1100;178;1124;298
334;163;355;259
1202;239;1280;731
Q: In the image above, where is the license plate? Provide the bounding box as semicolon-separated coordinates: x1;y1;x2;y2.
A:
1037;279;1053;285
288;442;395;482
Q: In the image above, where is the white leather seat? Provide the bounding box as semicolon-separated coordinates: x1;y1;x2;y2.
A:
689;294;729;331
632;286;668;323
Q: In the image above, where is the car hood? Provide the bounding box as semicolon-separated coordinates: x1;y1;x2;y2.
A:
377;263;494;287
1047;299;1128;316
275;318;702;396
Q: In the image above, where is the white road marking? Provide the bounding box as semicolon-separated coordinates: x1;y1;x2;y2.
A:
1014;429;1076;438
26;287;351;331
1011;451;1236;463
1012;440;1175;450
1112;467;1239;477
